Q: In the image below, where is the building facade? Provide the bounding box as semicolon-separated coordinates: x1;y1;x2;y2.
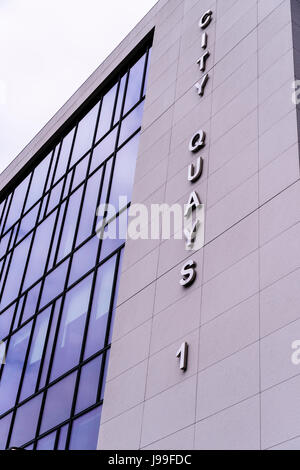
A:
0;0;300;450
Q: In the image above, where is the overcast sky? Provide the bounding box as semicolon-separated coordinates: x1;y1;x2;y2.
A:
0;0;157;174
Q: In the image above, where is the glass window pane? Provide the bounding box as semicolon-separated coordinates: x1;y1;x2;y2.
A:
36;431;56;450
90;127;118;174
71;104;99;167
114;74;127;125
124;54;146;114
47;201;66;270
62;171;73;200
84;256;116;359
40;260;69;308
119;102;144;146
21;282;42;324
0;196;11;234
69;236;99;286
96;85;118;141
96;158;113;214
20;307;52;401
40;372;76;434
0;321;32;415
75;356;102;413
0;199;5;224
0;304;15;341
25;155;50;212
109;133;140;212
4;175;30;232
57;186;83;262
76;169;103;246
23;212;56;291
99;210;127;262
13;296;25;330
46;179;63;214
0;230;12;259
17;204;39;242
57;424;68;450
0;413;11;449
72;156;89;190
69;407;101;450
39;299;61;389
54;128;76;183
1;233;32;310
51;275;93;380
10;394;42;448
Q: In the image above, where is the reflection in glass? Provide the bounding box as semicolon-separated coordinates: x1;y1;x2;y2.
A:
84;256;116;359
39;299;61;389
20;307;51;401
75;356;102;414
17;204;39;242
1;233;32;309
22;282;42;324
69;236;99;286
0;413;11;449
0;230;11;260
90;127;118;174
57;424;68;450
57;186;83;262
99;211;127;262
9;392;42;448
23;212;56;291
71;104;99;166
51;275;93;380
0;322;32;414
114;74;127;125
25;154;50;212
4;174;30;232
47;201;66;269
69;407;101;450
76;169;103;246
72;156;89;190
36;431;56;450
124;54;146;114
119;102;144;145
13;296;25;331
109;133;140;211
47;180;63;214
40;372;76;434
40;260;69;308
0;197;10;234
96;84;117;141
63;171;73;200
54;128;75;183
0;304;15;341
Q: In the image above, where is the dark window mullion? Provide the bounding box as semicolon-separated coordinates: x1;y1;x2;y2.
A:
140;47;150;100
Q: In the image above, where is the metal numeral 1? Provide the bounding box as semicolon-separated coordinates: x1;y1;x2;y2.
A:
176;342;188;371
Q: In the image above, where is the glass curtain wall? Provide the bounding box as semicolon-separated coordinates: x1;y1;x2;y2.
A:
0;45;151;450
